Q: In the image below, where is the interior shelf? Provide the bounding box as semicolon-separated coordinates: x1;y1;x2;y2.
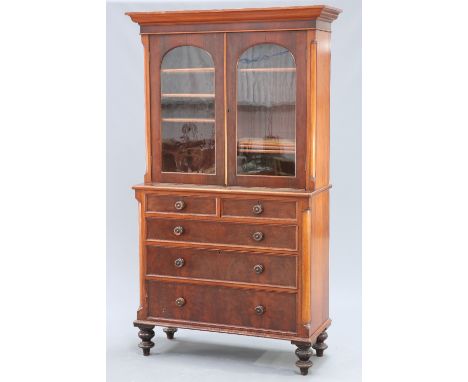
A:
238;138;295;154
161;68;295;73
238;68;296;73
162;118;215;123
161;68;215;73
238;149;295;154
161;93;215;98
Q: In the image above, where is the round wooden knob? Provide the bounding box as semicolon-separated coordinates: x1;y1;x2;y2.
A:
253;264;264;274
255;305;265;315
174;258;185;268
252;231;264;241
175;297;186;307
173;226;184;236
252;204;263;215
174;200;186;211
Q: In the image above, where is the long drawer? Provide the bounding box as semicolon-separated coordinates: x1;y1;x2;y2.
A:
146;246;297;287
147;280;297;333
146;218;297;250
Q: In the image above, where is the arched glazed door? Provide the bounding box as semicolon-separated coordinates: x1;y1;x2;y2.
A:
227;32;307;189
149;34;225;185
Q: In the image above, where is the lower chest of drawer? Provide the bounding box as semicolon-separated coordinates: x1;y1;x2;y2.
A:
147;280;297;333
146;246;297;287
146;218;297;251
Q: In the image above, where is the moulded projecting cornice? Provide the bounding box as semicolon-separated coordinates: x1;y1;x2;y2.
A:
126;5;342;26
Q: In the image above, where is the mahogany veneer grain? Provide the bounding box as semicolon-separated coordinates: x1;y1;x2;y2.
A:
127;4;340;375
147;280;297;333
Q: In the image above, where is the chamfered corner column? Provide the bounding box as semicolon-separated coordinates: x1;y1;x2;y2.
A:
312;329;328;357
163;327;178;340
134;323;155;356
291;341;313;376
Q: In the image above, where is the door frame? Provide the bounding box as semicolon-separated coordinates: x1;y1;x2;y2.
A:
149;33;225;185
226;31;307;189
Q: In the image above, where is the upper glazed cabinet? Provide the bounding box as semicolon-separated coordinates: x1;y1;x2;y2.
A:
138;10;334;190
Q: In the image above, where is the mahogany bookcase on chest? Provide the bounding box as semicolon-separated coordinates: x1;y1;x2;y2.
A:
126;5;341;376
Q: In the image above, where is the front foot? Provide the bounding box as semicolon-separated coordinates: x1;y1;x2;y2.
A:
163;327;178;340
312;329;328;357
292;341;313;375
135;324;155;356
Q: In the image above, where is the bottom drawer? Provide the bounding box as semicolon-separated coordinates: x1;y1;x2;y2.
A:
147;280;297;333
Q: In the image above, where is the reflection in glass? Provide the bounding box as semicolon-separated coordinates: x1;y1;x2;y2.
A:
237;44;296;176
161;46;215;173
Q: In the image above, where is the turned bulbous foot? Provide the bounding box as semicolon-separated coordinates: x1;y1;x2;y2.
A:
313;329;328;357
135;324;155;356
163;327;178;340
292;341;313;375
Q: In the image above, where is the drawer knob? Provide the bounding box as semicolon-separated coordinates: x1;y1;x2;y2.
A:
252;231;264;242
253;264;264;274
173;226;184;236
252;204;263;215
255;305;265;315
175;297;186;307
174;258;185;268
174;200;186;211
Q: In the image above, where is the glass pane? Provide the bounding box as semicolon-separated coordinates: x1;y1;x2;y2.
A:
237;44;296;177
161;46;215;174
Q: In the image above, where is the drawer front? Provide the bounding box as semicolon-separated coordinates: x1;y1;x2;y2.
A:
146;246;297;287
146;194;216;215
147;280;297;333
146;218;297;250
222;198;296;220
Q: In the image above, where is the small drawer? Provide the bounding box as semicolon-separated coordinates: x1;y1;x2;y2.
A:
147;280;297;333
146;218;297;251
146;246;297;287
146;194;216;215
221;198;296;220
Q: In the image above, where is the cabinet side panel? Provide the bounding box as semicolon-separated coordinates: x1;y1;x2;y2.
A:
310;190;330;332
135;190;149;319
140;35;152;183
314;31;331;189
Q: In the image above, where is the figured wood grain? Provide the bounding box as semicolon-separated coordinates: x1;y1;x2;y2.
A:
146;194;216;215
221;198;296;220
146;217;298;250
310;189;330;333
126;5;341;26
146;246;297;287
128;5;339;356
147;280;297;332
139;20;334;35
